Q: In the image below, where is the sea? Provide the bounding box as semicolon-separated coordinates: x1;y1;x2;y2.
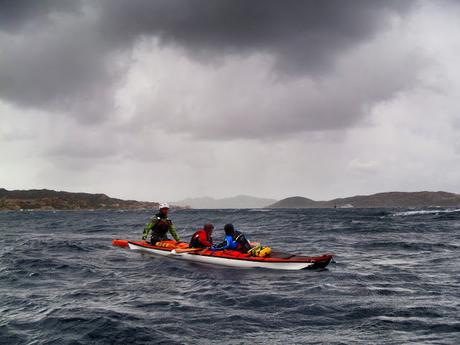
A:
1;208;459;345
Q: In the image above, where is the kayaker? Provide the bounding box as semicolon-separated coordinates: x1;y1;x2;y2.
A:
212;223;252;253
189;223;214;248
142;203;180;244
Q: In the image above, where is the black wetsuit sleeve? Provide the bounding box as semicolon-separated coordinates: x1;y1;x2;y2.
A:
236;233;251;252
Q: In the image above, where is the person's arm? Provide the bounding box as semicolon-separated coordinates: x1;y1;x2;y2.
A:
211;236;233;250
168;223;180;242
198;231;213;247
236;233;251;252
142;222;154;240
211;240;226;250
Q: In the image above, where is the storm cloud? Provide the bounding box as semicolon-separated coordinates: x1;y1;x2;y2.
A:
98;0;414;72
1;1;417;129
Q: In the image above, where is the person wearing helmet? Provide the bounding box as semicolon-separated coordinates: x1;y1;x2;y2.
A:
189;223;214;248
212;223;251;253
142;202;180;244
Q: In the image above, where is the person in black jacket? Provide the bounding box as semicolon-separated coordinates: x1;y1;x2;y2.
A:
212;223;251;253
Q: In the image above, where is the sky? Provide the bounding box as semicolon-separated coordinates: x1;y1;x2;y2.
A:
1;0;460;202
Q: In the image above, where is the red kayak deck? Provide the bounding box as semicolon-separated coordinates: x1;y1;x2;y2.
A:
112;239;188;250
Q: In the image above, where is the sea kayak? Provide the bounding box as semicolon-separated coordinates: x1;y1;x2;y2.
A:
113;239;333;270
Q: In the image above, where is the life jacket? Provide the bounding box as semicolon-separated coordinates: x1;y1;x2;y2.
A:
189;229;213;248
151;214;172;237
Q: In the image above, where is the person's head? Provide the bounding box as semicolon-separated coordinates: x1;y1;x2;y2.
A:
204;223;214;234
159;202;169;215
224;223;235;235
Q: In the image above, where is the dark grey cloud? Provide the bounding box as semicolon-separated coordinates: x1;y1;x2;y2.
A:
0;0;81;32
0;28;117;122
0;1;120;122
0;0;417;128
99;0;415;74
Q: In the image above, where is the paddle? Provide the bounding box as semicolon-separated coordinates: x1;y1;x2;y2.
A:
112;239;130;248
171;247;204;254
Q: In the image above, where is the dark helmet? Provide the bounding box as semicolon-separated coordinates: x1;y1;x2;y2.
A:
204;223;214;232
224;223;235;235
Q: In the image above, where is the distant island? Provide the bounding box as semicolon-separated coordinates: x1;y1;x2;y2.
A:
2;188;460;211
269;191;460;208
173;195;277;209
0;188;163;211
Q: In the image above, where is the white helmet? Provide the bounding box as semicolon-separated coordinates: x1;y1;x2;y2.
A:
159;202;169;209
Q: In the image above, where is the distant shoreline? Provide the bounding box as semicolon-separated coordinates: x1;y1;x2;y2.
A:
0;188;188;211
269;191;460;209
2;188;460;210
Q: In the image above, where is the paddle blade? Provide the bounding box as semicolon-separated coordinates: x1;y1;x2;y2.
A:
172;247;203;253
112;239;129;248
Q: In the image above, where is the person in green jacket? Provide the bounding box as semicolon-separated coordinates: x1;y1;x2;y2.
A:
142;203;180;244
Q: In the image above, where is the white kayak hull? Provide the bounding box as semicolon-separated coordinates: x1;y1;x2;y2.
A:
127;242;325;270
128;242;171;256
170;251;314;270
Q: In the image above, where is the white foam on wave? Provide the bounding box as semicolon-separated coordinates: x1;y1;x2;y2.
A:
392;208;460;217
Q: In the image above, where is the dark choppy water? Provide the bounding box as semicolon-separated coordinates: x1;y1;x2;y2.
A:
1;208;459;344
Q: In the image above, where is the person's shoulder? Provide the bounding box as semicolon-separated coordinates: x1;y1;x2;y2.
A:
151;215;161;221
